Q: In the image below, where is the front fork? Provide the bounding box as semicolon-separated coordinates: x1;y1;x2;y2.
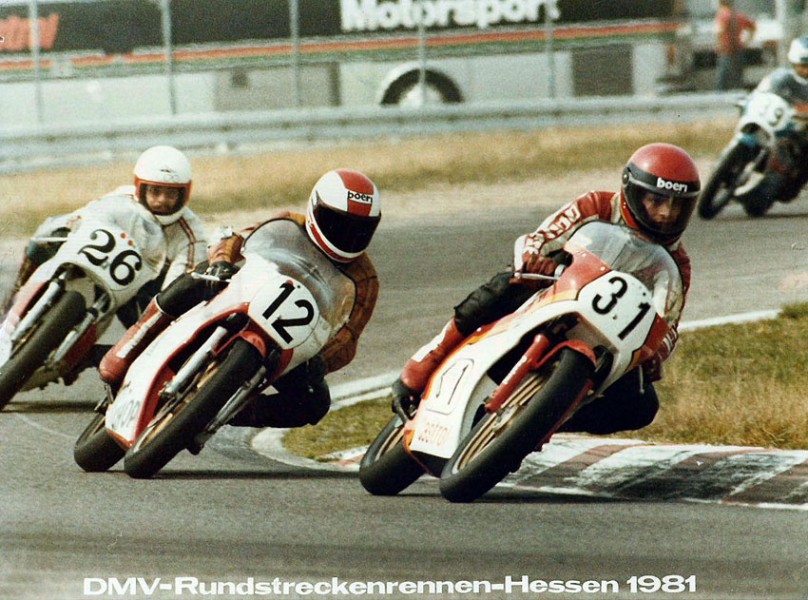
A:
483;333;597;448
191;350;278;452
10;272;68;347
158;323;277;451
484;332;552;413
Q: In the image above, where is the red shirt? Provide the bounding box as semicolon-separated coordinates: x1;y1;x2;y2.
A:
716;5;756;56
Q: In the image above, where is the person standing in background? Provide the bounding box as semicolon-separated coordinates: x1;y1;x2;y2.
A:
715;0;757;91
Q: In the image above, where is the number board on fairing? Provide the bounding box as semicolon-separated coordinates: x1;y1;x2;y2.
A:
75;228;144;289
578;273;656;352
248;278;320;349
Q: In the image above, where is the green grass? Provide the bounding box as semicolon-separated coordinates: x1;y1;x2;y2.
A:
285;304;808;458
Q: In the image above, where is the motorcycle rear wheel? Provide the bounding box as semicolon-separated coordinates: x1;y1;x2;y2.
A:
697;143;755;220
123;339;263;479
0;291;85;410
74;412;125;472
439;348;594;503
359;415;424;496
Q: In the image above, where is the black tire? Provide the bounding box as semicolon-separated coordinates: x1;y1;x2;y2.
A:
741;172;779;218
381;70;463;106
359;415;424;496
439;348;594;503
697;143;755;220
0;291;85;410
742;190;774;217
123;339;263;479
74;412;125;472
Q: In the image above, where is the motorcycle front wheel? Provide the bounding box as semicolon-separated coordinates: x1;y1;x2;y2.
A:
0;290;85;410
697;142;755;220
123;339;263;479
359;415;424;496
439;348;594;503
74;412;125;472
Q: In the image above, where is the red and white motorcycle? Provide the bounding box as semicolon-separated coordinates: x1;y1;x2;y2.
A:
74;219;355;478
359;221;683;503
0;211;166;410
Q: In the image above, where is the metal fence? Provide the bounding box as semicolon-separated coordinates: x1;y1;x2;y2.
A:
2;0;688;129
0;1;747;174
0;93;739;174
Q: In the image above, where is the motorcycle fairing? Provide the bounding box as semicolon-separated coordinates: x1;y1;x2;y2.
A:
106;259;326;445
406;264;666;462
27;219;164;307
0;220;165;368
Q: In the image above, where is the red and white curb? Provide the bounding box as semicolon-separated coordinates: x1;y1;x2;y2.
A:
251;431;808;510
504;436;808;510
251;310;808;510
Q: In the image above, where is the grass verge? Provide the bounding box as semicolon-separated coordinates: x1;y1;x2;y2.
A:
285;304;808;459
0;120;732;237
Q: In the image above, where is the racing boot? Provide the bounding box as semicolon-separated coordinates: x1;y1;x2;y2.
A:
98;298;173;388
392;317;464;417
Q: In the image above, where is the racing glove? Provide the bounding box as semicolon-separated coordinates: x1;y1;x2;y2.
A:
204;260;238;293
391;377;420;421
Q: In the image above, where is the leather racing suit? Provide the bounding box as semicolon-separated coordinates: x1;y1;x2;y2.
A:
405;190;690;435
127;210;379;428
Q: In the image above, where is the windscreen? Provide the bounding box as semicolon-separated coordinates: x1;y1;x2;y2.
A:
565;221;684;325
242;219;356;330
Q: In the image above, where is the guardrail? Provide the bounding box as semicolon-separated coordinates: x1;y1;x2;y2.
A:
0;93;739;174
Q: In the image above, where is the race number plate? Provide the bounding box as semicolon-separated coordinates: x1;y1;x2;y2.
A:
247;278;320;350
69;227;146;292
578;273;656;352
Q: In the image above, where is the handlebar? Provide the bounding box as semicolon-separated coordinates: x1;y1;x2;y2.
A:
31;236;69;244
511;272;558;282
190;272;233;284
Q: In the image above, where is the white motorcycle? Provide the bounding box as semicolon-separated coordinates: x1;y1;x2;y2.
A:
74;219;355;478
698;90;795;219
359;222;684;503
0;211;166;410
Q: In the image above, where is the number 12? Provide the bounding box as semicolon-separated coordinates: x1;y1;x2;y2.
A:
261;281;315;344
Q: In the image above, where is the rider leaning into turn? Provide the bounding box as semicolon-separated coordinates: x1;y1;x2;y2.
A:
4;145;208;328
99;168;382;429
391;143;700;436
740;36;808;211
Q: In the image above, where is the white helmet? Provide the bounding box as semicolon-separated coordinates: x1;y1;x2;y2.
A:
788;36;808;67
305;169;381;263
133;145;192;225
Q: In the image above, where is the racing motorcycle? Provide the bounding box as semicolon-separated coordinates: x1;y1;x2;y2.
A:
698;90;794;219
74;219;355;478
359;221;684;503
0;212;166;411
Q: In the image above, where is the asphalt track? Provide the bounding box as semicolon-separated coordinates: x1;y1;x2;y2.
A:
2;198;808;600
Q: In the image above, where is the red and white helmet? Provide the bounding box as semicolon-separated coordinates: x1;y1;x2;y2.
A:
619;143;700;245
133;145;193;225
305;169;381;262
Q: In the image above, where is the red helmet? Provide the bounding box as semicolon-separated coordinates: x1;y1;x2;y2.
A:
305;169;381;262
620;143;700;245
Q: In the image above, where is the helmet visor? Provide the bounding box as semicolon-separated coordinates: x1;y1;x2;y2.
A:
625;170;698;239
313;202;381;254
632;190;697;236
